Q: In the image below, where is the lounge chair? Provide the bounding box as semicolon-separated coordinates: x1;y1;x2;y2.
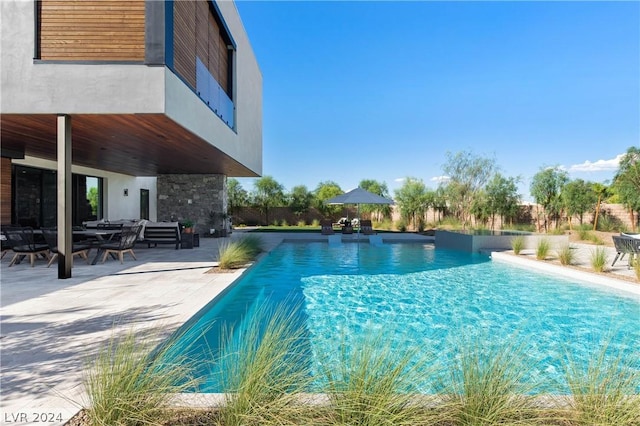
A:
360;219;376;235
611;235;640;269
320;220;335;235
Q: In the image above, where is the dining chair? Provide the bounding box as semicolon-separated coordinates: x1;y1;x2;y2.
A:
100;225;142;264
5;227;51;267
41;228;92;268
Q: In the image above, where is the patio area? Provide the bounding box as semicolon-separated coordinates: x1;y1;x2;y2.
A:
0;230;637;425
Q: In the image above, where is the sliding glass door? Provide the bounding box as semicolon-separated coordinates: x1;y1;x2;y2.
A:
12;165;103;228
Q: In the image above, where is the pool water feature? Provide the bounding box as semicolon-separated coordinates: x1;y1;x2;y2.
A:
172;242;639;393
436;229;569;253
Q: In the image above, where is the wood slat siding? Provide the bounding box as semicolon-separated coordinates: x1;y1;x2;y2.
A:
39;0;145;61
173;0;231;97
1;157;12;225
173;0;197;88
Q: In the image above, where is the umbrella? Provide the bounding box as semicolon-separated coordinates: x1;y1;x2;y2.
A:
325;187;394;234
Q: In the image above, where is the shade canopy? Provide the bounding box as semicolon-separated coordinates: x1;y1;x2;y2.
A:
326;187;394;205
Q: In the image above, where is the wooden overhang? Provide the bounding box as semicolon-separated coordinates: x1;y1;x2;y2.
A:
0;113;257;177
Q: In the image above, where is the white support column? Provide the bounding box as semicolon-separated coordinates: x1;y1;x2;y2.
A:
57;115;73;278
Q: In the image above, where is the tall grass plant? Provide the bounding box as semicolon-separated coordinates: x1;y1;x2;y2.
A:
557;244;575;266
217;236;264;269
511;235;525;255
215;302;315;426
536;239;551;260
438;333;539;426
318;330;438;425
563;339;640;425
590;247;607;273
82;329;199;426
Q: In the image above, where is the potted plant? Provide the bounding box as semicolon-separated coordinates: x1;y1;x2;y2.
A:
182;219;194;234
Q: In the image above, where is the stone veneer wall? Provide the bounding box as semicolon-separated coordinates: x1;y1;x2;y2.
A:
157;174;227;235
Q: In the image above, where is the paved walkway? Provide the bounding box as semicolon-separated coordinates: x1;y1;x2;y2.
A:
0;231;637;425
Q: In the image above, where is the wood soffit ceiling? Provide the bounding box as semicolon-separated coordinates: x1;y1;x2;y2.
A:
0;113;256;177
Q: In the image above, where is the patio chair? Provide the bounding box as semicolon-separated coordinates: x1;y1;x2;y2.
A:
1;225;17;259
99;224;142;264
4;227;51;267
611;235;640;269
320;220;335;235
41;228;92;268
360;219;376;235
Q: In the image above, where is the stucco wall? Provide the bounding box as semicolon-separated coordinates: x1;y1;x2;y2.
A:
164;0;263;176
0;1;165;114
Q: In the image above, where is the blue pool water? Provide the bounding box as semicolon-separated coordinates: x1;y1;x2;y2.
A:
172;242;640;393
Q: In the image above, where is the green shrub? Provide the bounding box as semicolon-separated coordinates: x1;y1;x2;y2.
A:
280;219;289;227
396;219;407;232
504;223;536;233
564;339;640;425
511;235;525;255
578;227;592;241
557;244;575;266
596;214;623;232
216;302;314;426
439;216;463;230
296;220;307;227
549;227;566;235
83;329;198;426
311;219;320;227
590;247;608;273
376;219;394;231
589;234;605;245
536;239;551;260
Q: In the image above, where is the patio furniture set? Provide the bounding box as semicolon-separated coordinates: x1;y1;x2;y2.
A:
1;219;199;268
321;219;376;236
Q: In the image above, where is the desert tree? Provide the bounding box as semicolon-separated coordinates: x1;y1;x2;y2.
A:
613;146;640;231
394;177;428;230
251;176;285;225
314;181;343;218
530;166;569;232
442;150;497;228
288;185;314;219
562;179;597;229
591;182;609;231
485;173;521;230
227;178;249;220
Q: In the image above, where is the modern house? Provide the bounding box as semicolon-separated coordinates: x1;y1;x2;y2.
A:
0;0;262;277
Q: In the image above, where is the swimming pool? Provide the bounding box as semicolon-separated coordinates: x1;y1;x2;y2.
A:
172;242;640;393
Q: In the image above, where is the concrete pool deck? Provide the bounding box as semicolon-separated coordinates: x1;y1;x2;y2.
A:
1;230;638;425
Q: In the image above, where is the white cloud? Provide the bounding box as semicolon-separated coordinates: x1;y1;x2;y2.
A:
567;154;623;173
394;177;406;183
431;175;450;183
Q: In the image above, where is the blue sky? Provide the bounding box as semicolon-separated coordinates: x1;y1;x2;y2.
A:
234;1;639;201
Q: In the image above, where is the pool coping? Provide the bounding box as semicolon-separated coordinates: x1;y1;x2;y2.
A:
490;251;640;297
